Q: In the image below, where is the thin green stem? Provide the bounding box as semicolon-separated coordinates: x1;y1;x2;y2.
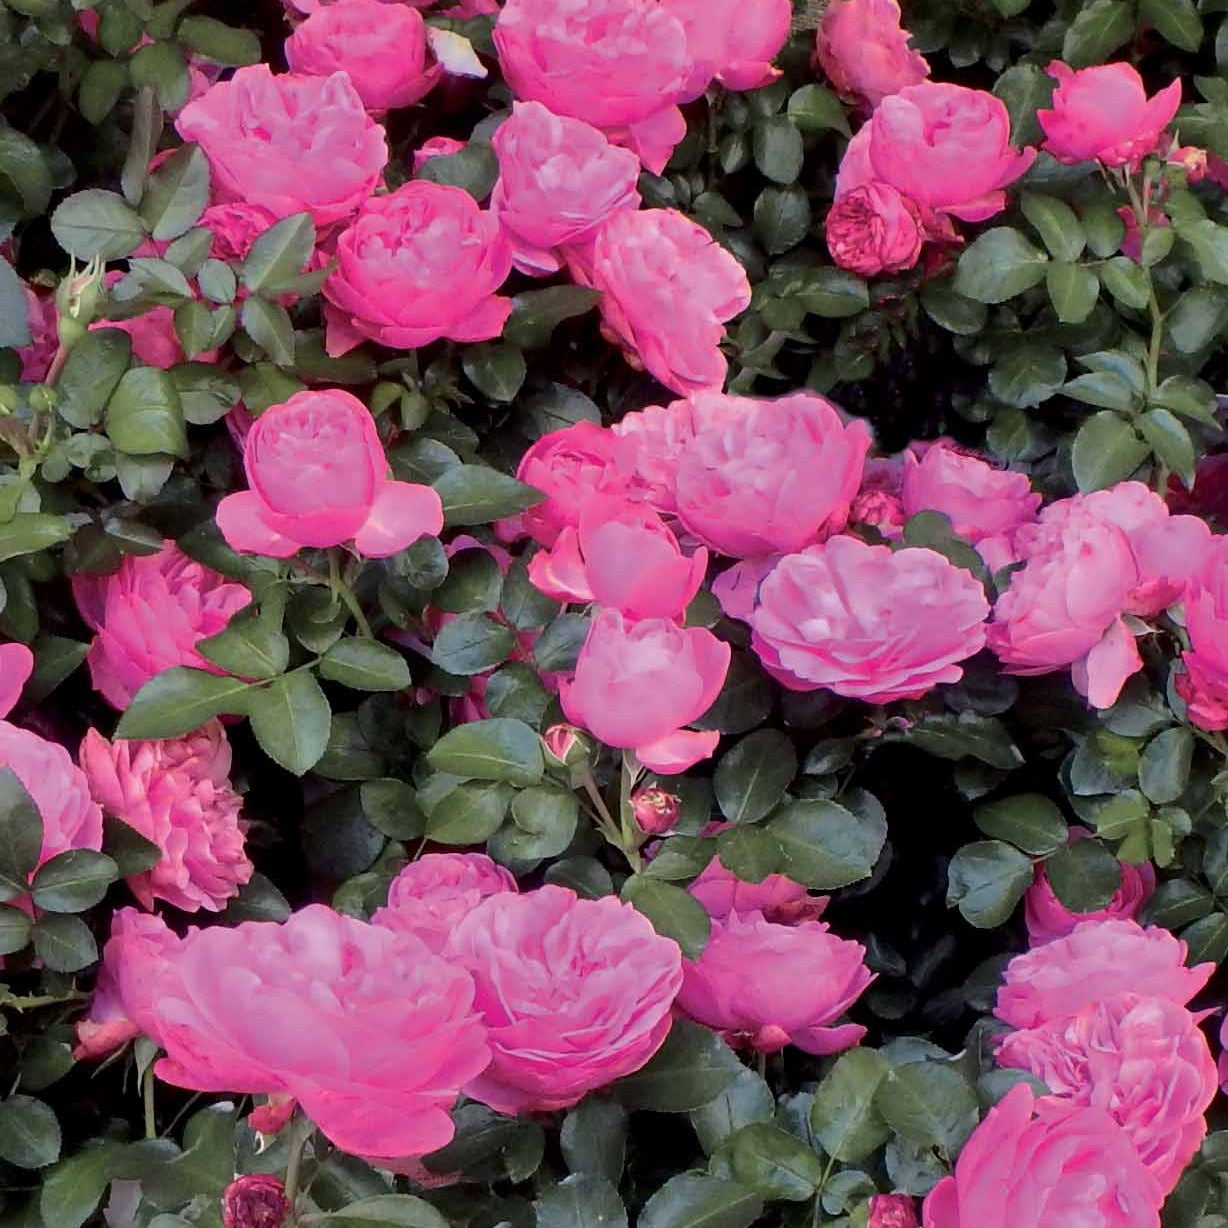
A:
143;1070;156;1141
328;551;373;638
283;1115;315;1219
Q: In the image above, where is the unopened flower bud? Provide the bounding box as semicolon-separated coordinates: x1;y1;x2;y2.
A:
53;256;104;339
868;1193;918;1228
543;723;590;768
221;1175;290;1228
631;787;680;836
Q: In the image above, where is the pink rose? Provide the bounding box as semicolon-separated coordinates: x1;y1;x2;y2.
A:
413;136;466;172
997;992;1217;1193
0;642;32;720
323;182;512;355
751;536;989;701
222;1175;289;1228
559;608;730;774
285;0;441;114
836;83;1034;224
921;1085;1162;1228
816;0;930;110
199;203;278;263
493;0;694;174
677;910;872;1054
95;306;187;369
176;66;387;228
994;918;1214;1031
672;0;791;94
450;886;683;1114
711;555;781;623
528;498;707;620
17;283;57;382
631;788;681;836
826;182;924;276
72;541;251;709
215;389;443;559
1117;203;1170;263
689;857;827;925
115;906;491;1159
610;398;696;515
372;853;518;953
849;489;907;537
674;392;872;558
576;209;751;396
869;1194;918;1228
282;0;427;15
79;722;252;913
1038;62;1182;169
1025;829;1155;945
1179;540;1228;729
490;101;641;276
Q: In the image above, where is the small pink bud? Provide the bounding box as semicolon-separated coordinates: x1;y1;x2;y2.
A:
631;788;681;836
850;490;906;538
1169;144;1208;182
222;1175;290;1228
868;1194;919;1228
543;723;589;767
248;1094;296;1136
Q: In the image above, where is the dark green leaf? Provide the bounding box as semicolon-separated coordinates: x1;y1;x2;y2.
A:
1021;193;1085;261
177;16;262;65
415;143;499;200
102;816;162;877
240;214;314;296
40;1141;120;1228
752;185;811;255
56;329;132;429
1046;263;1099;324
0;1096;60;1168
115;668;251;740
139;144;209;241
714;730;797;825
561;1099;628;1183
248;672;332;776
325;1195;449;1228
504;287;603;350
51;190;145;261
638;1175;762;1228
615;1020;743;1112
753;117;804;184
425;780;513;844
875;1063;978;1156
432;611;516;676
1138;409;1196;489
1072;412;1149;491
946;840;1032;927
953;228;1049;302
0;903;31;955
0;767;43;901
728;1123;825;1201
321;639;412;691
105;367;188;458
621;876;711;958
768;799;885;889
432;465;545;527
810;1048;891;1163
1062;0;1135;66
1045;838;1122;912
0;257;30;350
536;1174;627;1228
1182;911;1228;966
32;914;97;973
973;794;1068;855
241;297;296;367
786;84;850;135
30;850;119;913
428;718;544;785
198;616;289;680
1140;0;1203;49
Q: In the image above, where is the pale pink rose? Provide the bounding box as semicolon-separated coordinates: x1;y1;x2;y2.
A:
493;0;694;174
677;910;872;1054
176;66;387;228
323;182;512;355
921;1085;1162;1228
610;398;696;515
689;857;827;925
559;608;729;774
672;0;791;93
816;0;929;109
1025;829;1155;945
1039;62;1182;169
528;498;707;620
215;389;443;559
72;542;251;710
413;136;466;172
836;83;1034;224
451;886;683;1114
79;722;252;913
1179;540;1228;728
119;906;491;1159
372;853;518;953
576;209;751;396
673;392;871;557
16;284;57;382
200;203;278;264
283;0;428;14
995;918;1214;1031
491;101;641;276
222;1175;289;1228
997;992;1217;1193
285;0;441;114
826;182;924;276
710;555;781;623
869;1194;918;1228
751;536;989;702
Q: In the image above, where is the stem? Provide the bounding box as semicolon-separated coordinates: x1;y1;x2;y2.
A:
579;767;634;863
43;345;69;388
283;1115;315;1219
1146;278;1165;394
328;551;372;638
143;1069;156;1141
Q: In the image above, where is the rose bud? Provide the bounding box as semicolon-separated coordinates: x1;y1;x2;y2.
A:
543;724;591;768
868;1193;918;1228
221;1175;290;1228
631;788;681;836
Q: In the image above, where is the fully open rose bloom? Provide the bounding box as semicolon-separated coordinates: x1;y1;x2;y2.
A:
611;399;696;514
674;392;872;558
671;0;790;94
751;537;990;702
372;853;517;953
560;609;730;774
995;919;1213;1031
577;209;751;397
921;1084;1162;1228
324;182;512;354
816;0;929;110
79;723;252;913
825;183;924;277
72;542;251;709
216;389;443;559
1038;62;1182;168
493;0;694;174
997;992;1216;1192
1176;538;1228;728
490;101;641;276
284;0;441;114
103;906;490;1159
677;910;873;1054
450;886;683;1114
176;67;386;228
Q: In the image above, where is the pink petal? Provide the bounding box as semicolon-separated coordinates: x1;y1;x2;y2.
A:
446;295;514;344
622;106;687;175
352;481;444;558
0;643;34;719
215;491;300;558
635;728;720;774
527;528;594;603
1071;616;1142;709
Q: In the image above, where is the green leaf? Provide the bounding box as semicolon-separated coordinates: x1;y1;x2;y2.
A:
919;282;988;336
810;1048;891;1163
491;786;579;860
129;40;190;111
1178;218;1228;284
953;228;1049;303
427;718;545;785
875;1064;978;1156
321;639;412;692
1062;371;1143;412
359;778;426;840
621;876;711;959
32;914;97;974
1139;726;1194;804
795;266;869;317
177;16;263;65
170;363;241;425
0;257;30;350
728;1123;825;1202
79;61;129;125
139;144;209;241
116;667;252;740
463;342;527;402
786;84;850;135
1082;202;1127;257
0;1096;61;1169
51;190;145;261
536;1174;627;1228
30;850;119;913
767;799;886;889
1072;412;1149;491
993;63;1054;146
534;612;592;672
424;779;513;844
1182;912;1228;966
753;116;805;184
198;616;289;680
241;297;296;367
102;816;162;877
105;367;188;458
946;840;1032;927
1045;838;1121;912
240;214;314;296
714;729;797;825
752;185;811;256
1142;878;1214;929
1167;286;1228;353
431;611;517;675
40;1141;120;1228
615;1019;743;1112
988;344;1067;408
638;1175;763;1228
0;767;43;901
715;827;783;883
0;129;52;219
1140;0;1203;49
432;464;545;527
1062;0;1135;66
973;794;1068;855
1046;263;1099;324
1021;193;1086;261
1098;256;1152;309
0;904;31;955
434;549;503;615
415;142;499;200
1138;408;1196;488
561;1098;628;1183
56;329;132;429
689;1069;775;1155
248;672;331;776
503;287;603;350
325;1195;449;1228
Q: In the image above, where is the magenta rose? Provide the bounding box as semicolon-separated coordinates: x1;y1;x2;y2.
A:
997;992;1217;1193
674;392;872;558
559;608;730;774
676;910;873;1054
816;0;929;109
578;209;751;397
216;389;443;559
610;398;696;515
672;0;791;94
285;0;440;113
751;536;989;702
450;886;683;1114
994;918;1213;1031
323;182;512;355
493;0;694;174
413;135;465;172
72;542;251;709
1039;62;1182;168
688;856;827;926
921;1084;1162;1228
176;66;387;228
826;182;924;276
199;203;278;263
869;1195;918;1228
1179;539;1228;728
222;1176;289;1228
491;101;641;276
